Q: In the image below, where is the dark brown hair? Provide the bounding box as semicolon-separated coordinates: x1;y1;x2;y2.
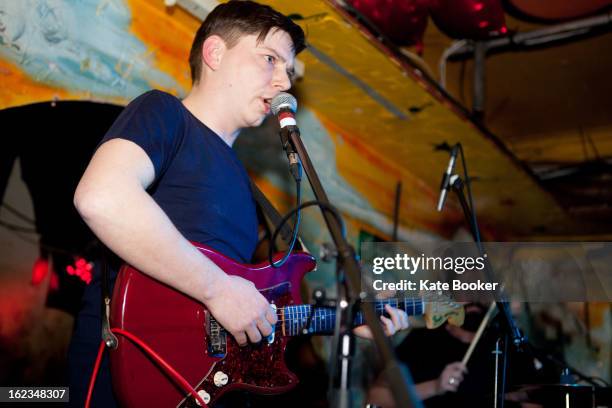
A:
188;0;306;84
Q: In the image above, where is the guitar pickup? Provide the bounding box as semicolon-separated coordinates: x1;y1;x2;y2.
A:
206;313;226;357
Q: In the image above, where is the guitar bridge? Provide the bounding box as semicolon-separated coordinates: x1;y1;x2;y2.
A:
206;313;226;357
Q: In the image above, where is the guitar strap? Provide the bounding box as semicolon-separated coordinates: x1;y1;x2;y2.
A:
249;179;300;248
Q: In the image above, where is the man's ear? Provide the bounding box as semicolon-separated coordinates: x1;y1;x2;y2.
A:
201;35;226;71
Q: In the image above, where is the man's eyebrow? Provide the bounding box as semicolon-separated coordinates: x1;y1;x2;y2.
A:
261;46;285;61
261;46;295;76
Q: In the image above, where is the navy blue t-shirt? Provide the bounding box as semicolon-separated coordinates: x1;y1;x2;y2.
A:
101;90;258;263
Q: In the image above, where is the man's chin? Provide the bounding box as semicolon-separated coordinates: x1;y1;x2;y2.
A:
247;115;267;128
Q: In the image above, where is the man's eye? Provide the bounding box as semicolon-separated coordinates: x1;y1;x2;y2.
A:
265;55;275;64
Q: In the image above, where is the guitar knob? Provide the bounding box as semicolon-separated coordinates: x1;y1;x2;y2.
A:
195;390;210;405
213;371;229;387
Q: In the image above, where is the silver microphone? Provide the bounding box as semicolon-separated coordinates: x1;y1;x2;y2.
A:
437;144;459;211
271;93;301;181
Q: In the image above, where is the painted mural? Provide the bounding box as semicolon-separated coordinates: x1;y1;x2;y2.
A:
0;0;196;107
0;0;184;100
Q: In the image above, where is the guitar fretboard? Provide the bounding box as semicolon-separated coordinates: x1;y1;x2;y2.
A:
281;298;424;336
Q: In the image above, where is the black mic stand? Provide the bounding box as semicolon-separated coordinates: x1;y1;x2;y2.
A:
447;174;526;408
282;125;422;408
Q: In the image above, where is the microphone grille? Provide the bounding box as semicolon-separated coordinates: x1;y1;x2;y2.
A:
271;92;297;115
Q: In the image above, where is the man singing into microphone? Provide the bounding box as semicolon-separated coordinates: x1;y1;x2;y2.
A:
69;1;409;406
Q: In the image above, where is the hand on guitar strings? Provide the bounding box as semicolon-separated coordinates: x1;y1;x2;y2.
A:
204;274;278;346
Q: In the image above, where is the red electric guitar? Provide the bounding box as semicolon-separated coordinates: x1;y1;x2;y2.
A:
109;243;464;407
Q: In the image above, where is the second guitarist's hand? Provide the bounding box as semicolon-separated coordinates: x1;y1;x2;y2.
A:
353;304;410;339
203;274;278;346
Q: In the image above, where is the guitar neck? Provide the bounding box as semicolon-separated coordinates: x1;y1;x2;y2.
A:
281;298;425;336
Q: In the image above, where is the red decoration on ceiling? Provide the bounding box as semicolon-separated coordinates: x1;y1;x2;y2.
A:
507;0;612;21
66;257;93;284
429;0;508;40
347;0;430;49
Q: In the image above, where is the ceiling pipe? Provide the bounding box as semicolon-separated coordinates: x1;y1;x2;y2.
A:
441;10;612;63
438;10;612;116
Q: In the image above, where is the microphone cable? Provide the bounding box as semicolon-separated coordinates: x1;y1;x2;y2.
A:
269;178;302;268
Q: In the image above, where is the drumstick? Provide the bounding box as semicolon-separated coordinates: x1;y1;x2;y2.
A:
461;302;497;366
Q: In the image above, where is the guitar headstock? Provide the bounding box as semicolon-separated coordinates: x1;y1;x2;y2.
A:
423;293;465;329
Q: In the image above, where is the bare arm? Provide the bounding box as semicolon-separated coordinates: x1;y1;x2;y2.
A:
74;139;276;345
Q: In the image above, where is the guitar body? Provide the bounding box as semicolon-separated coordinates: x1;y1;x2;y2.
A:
109;243;316;407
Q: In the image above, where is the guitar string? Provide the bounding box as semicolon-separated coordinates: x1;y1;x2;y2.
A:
266;297;449;316
209;299;434;336
224;299;426;335
269;300;424;320
270;297;425;317
211;304;424;336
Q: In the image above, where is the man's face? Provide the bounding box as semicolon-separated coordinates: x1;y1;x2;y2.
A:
218;28;296;129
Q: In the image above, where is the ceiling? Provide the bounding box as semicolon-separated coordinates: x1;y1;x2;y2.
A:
1;0;610;240
292;0;612;238
417;2;612;236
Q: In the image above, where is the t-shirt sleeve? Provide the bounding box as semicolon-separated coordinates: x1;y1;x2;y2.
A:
100;90;183;179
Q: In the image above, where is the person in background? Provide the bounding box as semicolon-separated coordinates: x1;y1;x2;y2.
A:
368;304;498;407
